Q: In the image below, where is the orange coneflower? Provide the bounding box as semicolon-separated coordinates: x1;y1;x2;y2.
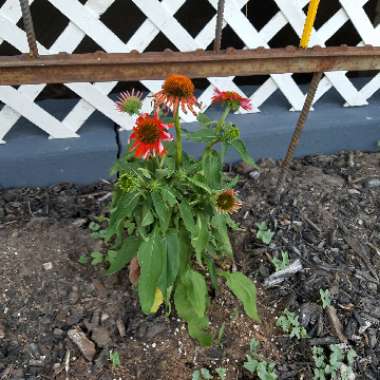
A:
116;89;143;115
154;74;199;115
211;88;252;112
129;113;173;159
215;189;242;214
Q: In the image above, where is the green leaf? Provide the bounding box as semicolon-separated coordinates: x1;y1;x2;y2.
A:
200;368;212;380
186;127;218;143
79;255;89;264
138;230;165;314
191;214;209;266
197;113;213;126
174;270;211;346
192;370;201;380
186;175;212;194
90;251;104;265
89;221;100;232
320;289;332;309
158;231;181;296
141;208;154;227
211;214;233;256
244;355;259;374
105;192;141;241
230;138;256;167
152;191;171;232
106;235;141;274
161;188;177;207
179;202;196;234
177;228;191;275
216;368;227;380
205;256;218;290
222;272;259;321
202;150;222;189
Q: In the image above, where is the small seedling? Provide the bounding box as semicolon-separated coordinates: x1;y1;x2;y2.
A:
271;250;289;272
312;344;356;380
78;255;89;264
215;322;225;347
90;251;104;265
192;368;213;380
276;309;308;339
109;350;121;369
79;251;104;265
256;222;275;245
320;289;332;309
216;367;227;380
244;338;278;380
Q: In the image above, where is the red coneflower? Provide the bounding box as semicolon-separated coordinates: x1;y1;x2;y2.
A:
116;89;143;115
154;74;199;115
211;88;252;112
129;113;173;159
215;189;242;214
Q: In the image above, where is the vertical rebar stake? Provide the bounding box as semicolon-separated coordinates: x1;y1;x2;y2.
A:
19;0;39;58
214;0;226;52
275;72;322;200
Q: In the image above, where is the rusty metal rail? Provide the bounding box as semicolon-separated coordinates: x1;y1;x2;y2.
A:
1;46;380;86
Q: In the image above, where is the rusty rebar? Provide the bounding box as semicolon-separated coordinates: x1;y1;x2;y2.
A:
214;0;226;52
19;0;39;58
276;71;323;199
1;46;379;86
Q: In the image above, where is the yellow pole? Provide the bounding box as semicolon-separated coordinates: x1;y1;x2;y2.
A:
300;0;321;48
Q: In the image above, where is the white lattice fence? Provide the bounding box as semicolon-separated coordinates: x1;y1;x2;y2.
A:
0;0;379;143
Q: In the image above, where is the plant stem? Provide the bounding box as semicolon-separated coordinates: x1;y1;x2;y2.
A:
216;106;230;134
174;104;183;168
204;106;231;153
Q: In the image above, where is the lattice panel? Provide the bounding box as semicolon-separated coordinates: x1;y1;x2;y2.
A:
0;0;378;142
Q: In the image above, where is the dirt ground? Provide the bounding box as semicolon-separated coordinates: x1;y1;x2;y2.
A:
0;151;379;380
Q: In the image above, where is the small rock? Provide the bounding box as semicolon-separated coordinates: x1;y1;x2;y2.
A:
136;320;167;340
248;171;260;180
0;321;5;339
100;313;110;323
365;178;380;188
68;327;96;361
234;161;256;175
116;319;126;338
95;348;110;369
26;343;41;359
367;328;378;349
68;286;80;305
91;326;112;347
29;359;44;367
0;206;5;222
12;368;24;379
72;218;87;227
53;328;64;337
42;262;53;271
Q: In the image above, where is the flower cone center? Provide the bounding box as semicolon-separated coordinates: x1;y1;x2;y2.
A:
163;75;194;98
217;193;235;211
137;122;160;144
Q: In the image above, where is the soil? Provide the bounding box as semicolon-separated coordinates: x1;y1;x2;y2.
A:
0;150;379;380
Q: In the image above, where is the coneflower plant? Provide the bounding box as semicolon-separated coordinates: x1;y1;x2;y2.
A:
97;75;259;346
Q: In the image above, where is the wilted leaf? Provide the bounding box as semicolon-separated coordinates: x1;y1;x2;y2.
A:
128;256;140;285
150;288;164;313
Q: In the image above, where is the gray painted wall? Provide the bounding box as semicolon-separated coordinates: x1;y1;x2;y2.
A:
0;82;379;188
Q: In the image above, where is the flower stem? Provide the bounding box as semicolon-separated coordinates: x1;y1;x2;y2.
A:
204;105;231;153
216;105;230;134
174;104;183;168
